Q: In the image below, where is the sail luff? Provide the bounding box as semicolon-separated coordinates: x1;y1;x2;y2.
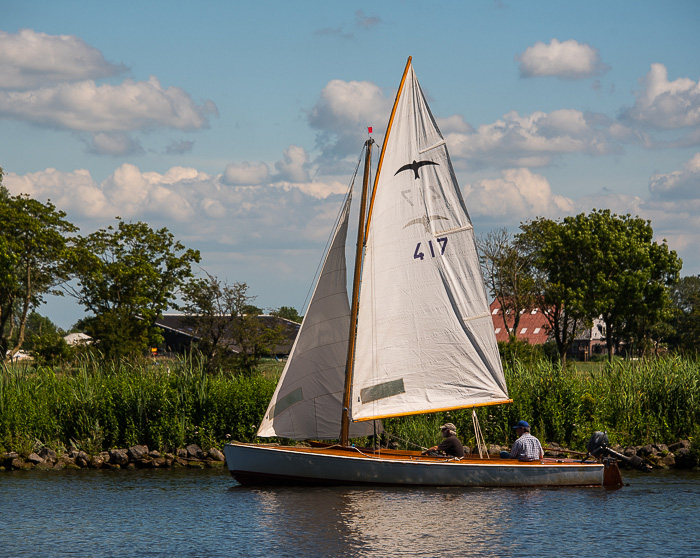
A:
365;56;412;237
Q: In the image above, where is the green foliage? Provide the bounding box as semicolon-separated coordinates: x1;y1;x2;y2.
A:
0;176;77;360
497;339;551;367
2;355;698;455
517;210;682;364
0;354;276;453
381;356;700;451
67;219;200;360
272;306;302;323
178;276;284;374
21;312;74;366
666;275;700;354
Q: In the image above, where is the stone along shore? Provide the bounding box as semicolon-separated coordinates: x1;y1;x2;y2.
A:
2;440;697;471
1;444;225;471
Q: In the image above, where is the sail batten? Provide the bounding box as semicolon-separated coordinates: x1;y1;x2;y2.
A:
350;59;509;422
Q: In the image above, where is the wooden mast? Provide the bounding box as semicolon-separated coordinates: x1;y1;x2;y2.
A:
340;138;373;447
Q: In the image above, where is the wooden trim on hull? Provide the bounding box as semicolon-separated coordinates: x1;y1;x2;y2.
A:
224;443;617;488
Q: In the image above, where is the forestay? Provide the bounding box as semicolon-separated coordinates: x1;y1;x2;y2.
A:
258;194;374;439
351;61;510;421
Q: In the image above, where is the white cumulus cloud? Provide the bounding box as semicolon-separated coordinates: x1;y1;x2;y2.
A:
274;145;311;183
0;76;217;132
308;79;393;165
0;29;126;89
223;161;271;186
517;39;609;80
447;109;620;168
4;168;112;219
3;162;351;247
649;152;700;200
464;168;574;219
623;64;700;130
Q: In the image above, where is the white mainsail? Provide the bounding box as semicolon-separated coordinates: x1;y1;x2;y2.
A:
351;61;509;421
258;193;375;439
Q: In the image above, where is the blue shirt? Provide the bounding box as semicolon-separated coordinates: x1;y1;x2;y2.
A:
510;432;543;461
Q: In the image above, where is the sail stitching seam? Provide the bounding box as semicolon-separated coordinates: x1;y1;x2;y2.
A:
432;224;474;236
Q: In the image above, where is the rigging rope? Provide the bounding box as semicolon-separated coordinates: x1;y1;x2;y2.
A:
472;409;489;459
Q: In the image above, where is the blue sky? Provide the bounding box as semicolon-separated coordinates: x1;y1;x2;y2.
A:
2;1;700;328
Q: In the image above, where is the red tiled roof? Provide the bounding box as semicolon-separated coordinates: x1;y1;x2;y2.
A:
489;300;550;344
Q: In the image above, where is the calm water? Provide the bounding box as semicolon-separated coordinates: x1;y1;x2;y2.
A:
2;467;699;558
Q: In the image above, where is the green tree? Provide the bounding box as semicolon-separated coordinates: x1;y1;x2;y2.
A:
580;210;681;358
66;219;200;359
519;210;681;363
0;171;77;360
21;311;73;365
179;277;283;374
178;272;241;373
227;283;282;374
518;217;589;366
271;305;302;323
478;228;536;341
666;275;700;354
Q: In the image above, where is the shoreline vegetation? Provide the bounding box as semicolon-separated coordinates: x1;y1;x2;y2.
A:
2;355;699;472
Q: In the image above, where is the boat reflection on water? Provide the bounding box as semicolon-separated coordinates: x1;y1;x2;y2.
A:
228;485;515;557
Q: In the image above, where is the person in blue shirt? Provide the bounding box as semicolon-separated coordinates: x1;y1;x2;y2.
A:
501;420;544;461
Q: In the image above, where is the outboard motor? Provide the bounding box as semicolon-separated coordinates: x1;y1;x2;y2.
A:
585;431;652;472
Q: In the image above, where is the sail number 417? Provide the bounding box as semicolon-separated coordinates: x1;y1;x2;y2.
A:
414;237;447;260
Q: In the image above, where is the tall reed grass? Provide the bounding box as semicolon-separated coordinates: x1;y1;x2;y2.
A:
386;356;700;451
0;354;276;454
2;355;698;455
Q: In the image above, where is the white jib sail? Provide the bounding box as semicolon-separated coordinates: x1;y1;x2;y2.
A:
258;193;375;439
351;61;509;421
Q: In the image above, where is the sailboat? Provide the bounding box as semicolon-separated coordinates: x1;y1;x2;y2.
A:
224;57;623;487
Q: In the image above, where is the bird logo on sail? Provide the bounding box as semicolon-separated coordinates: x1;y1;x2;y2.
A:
394;160;439;179
403;215;449;233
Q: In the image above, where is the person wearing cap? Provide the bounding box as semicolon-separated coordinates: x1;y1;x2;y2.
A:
422;423;465;458
501;420;544;461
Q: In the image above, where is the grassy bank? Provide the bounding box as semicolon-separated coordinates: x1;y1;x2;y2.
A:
0;354;278;455
2;355;699;455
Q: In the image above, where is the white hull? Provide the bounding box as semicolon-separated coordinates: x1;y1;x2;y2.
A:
224;443;619;488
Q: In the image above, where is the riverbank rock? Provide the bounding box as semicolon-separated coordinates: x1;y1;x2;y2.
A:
28;453;44;465
186;444;204;459
127;445;149;461
208;448;225;461
39;448;57;464
76;451;90;468
109;448;129;466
